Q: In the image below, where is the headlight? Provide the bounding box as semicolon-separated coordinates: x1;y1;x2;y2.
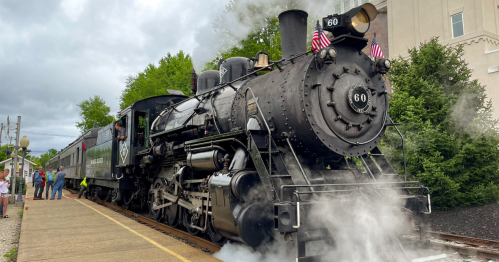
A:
319;49;327;59
328;48;337;58
351;9;370;34
384;59;391;69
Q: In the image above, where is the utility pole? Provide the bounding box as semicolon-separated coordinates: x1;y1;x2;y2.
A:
10;116;20;203
0;123;3;147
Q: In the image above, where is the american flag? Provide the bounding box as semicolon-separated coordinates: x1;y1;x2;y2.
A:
312;22;331;52
370;36;384;58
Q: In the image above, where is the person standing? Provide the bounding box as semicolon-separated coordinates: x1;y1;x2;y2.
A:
45;167;56;200
78;177;88;199
51;166;66;200
0;169;11;218
0;169;10;217
33;167;46;200
32;167;36;187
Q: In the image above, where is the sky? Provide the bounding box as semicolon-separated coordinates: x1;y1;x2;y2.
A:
0;0;232;155
0;0;340;156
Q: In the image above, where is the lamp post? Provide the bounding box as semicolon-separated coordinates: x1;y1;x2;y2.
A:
16;136;29;202
9;151;15;202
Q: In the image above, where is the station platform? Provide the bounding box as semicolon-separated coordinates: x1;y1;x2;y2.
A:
18;189;221;262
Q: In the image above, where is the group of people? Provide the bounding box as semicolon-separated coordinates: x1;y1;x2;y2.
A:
32;166;66;200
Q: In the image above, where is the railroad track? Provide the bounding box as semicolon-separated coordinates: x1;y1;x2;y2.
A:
407;231;499;260
65;189;221;254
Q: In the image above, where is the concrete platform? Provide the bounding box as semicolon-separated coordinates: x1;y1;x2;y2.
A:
18;190;221;262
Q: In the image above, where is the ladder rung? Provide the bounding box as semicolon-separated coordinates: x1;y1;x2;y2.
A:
271;175;291;178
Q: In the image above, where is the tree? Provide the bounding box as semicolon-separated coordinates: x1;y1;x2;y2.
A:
120;51;193;109
37;148;58;167
380;38;499;210
0;144;31;171
204;16;282;71
76;95;116;133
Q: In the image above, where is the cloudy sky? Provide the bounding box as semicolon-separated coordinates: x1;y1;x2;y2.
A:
0;0;235;155
0;0;337;156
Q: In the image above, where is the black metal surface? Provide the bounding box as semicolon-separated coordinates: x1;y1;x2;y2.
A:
279;10;308;61
197;70;220;95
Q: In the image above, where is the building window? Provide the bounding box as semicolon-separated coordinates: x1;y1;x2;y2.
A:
451;13;464;38
353;0;359;7
363;0;370;3
344;0;351;11
335;2;341;14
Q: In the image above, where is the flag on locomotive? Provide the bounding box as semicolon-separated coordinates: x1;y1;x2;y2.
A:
312;21;331;52
370;35;384;58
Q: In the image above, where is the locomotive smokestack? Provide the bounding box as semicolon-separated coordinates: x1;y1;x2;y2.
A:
278;10;308;63
190;69;197;94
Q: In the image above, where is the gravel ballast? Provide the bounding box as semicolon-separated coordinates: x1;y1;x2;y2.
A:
0;203;23;262
427;202;499;241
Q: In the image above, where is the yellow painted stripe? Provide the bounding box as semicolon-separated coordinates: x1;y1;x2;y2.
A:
63;191;189;262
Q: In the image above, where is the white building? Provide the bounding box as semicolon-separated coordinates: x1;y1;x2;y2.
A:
0;158;37;183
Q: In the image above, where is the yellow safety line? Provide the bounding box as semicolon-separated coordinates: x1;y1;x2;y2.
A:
62;191;190;262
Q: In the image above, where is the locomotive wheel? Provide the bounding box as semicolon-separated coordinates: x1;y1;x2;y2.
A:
207;218;227;246
164;181;179;227
183;208;200;236
149;179;165;222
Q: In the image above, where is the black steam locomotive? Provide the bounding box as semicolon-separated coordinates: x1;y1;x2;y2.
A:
49;3;430;261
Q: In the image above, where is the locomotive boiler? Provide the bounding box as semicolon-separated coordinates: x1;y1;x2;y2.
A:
50;3;431;261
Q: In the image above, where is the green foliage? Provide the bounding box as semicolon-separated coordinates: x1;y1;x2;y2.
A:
38;149;58;168
204;17;282;71
0;144;28;171
9;177;26;194
76;95;116;133
3;247;17;262
120;51;192;109
380;37;499;210
18;210;23;218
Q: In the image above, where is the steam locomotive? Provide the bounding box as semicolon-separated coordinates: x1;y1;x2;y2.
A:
47;3;430;261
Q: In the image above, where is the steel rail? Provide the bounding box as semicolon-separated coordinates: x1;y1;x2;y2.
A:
430;242;499;260
66;189;220;253
425;231;499;249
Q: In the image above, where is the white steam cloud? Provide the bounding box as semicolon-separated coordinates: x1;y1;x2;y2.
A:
192;0;340;70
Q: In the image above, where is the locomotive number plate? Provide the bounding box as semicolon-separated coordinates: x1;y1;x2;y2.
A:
348;84;371;113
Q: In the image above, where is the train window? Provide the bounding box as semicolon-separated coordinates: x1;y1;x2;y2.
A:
76;148;79;164
451;13;464;38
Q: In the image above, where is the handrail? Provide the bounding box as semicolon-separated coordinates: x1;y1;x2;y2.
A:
246;87;273;181
390;118;407;181
286;138;314;191
279;181;421;201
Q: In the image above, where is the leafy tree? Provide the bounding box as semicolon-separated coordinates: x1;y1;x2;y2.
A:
76;95;116;133
36;148;58;167
204;17;282;71
380;38;499;210
0;144;32;171
120;51;193;109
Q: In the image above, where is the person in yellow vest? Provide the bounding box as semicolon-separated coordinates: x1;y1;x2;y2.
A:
78;177;88;199
45;167;56;200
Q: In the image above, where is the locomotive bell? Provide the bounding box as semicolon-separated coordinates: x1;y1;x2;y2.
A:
254;51;270;71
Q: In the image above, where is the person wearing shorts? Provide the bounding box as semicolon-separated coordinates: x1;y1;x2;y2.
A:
0;169;11;218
